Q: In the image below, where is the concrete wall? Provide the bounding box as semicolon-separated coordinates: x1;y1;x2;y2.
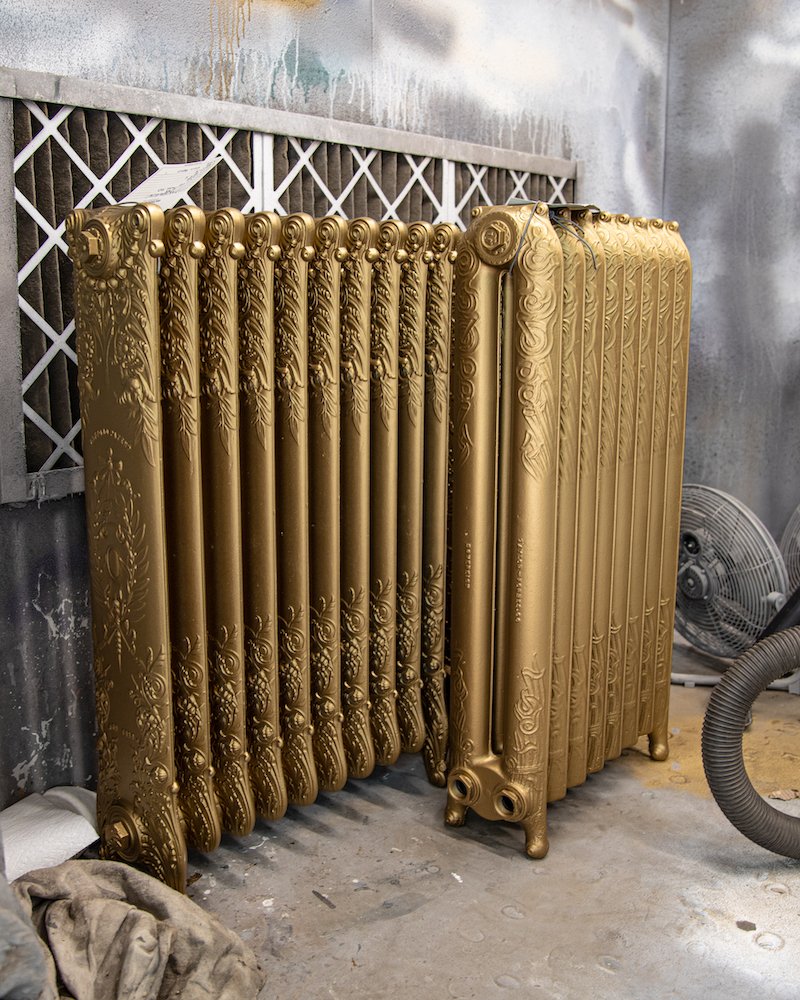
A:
664;0;800;537
0;0;673;805
0;497;94;807
0;0;671;213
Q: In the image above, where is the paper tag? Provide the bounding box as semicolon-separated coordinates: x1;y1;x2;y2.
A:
125;157;223;209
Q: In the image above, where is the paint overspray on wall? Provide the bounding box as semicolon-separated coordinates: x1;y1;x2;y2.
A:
210;0;320;98
665;0;800;535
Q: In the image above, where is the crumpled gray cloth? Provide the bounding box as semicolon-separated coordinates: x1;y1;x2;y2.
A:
0;870;52;999
12;861;265;1000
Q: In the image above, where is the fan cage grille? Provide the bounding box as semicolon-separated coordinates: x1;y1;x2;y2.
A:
674;484;788;659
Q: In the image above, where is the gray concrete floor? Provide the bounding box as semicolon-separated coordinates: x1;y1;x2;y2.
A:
190;651;800;1000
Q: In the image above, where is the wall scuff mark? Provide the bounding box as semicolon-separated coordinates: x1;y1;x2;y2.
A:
210;0;252;99
210;0;321;99
0;497;95;809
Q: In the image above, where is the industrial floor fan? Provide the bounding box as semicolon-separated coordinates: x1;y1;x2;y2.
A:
674;484;788;661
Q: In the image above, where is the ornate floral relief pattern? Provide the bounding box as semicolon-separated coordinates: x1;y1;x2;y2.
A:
567;641;589;759
117;207;163;468
421;563;447;786
398;222;432;424
278;604;317;804
309;218;346;439
614;221;641;464
452;244;482;468
171;632;221;852
652;596;674;724
67;206;164;468
604;620;623;752
128;644;186;889
596;219;625;472
370;221;406;431
667;235;691;445
448;649;474;771
160;207;204;462
425;225;458;422
310;594;347;791
239;212;280;448
513;210;561;481
650;224;674;453
505;655;547;781
69;203;190;885
199;210;244;452
549;652;567;762
70;270;105;437
92;650;117;818
208;622;255;834
587;630;606;769
553;218;584;484
634;223;658;444
66;209;108;415
623;615;642;737
340;586;375;778
341;219;378;428
395;570;424;751
89;453;149;660
369;578;400;764
245;613;287;820
577;221;604;480
638;604;656;730
275;215;313;444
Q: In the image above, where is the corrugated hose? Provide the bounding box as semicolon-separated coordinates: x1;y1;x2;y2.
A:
702;626;800;858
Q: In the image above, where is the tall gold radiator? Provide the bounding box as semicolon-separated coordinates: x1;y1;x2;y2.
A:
66;202;690;887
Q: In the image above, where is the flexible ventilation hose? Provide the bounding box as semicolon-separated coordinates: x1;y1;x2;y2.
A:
702;626;800;858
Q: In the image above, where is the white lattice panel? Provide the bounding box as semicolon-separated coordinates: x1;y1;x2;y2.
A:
12;100;573;486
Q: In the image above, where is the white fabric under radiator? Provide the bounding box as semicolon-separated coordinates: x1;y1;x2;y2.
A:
0;787;97;882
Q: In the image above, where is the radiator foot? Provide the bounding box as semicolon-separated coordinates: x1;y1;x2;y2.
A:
522;820;549;860
422;743;447;787
648;730;670;761
444;798;468;827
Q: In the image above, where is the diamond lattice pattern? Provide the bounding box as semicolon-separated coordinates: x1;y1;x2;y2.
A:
13;102;571;478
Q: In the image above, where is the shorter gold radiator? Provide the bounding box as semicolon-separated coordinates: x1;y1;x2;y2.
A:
66;201;689;887
445;205;690;856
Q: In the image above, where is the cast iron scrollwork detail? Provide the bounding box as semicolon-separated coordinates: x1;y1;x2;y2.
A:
309;216;348;437
160;206;206;460
199;209;245;451
341;586;375;779
278;606;318;806
370;221;407;430
275;214;315;443
239;211;281;445
208;623;255;835
310;595;348;791
369;579;401;766
421;563;448;786
245;615;288;820
67;203;187;890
